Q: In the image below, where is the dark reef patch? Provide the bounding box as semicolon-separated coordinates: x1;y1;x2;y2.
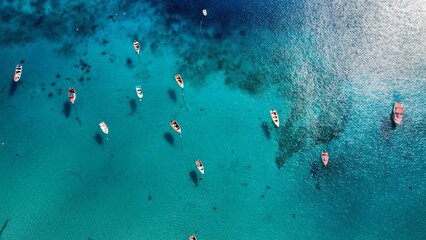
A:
274;56;351;169
55;42;76;57
0;1;105;49
238;73;266;95
78;59;91;72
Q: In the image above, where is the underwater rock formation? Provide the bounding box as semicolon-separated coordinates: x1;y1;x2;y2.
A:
0;1;106;48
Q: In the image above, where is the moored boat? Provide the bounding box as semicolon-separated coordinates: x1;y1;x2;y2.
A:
270;109;279;127
189;235;197;240
393;102;404;125
99;121;109;135
133;40;140;55
321;150;329;167
170;120;182;134
175;74;184;89
135;85;143;101
196;160;204;174
202;9;207;16
14;64;23;82
68;87;76;104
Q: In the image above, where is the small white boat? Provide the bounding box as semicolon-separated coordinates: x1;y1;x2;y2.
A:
170;120;182;134
68;87;76;104
99;121;109;135
270;109;279;127
393;102;404;125
196;160;204;174
202;9;207;16
133;40;140;55
189;235;197;240
135;85;143;101
321;150;329;167
14;64;23;82
175;74;184;89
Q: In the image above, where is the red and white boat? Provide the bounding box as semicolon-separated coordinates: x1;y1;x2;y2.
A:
270;109;279;127
321;150;329;167
196;160;204;174
133;40;140;55
175;74;184;89
99;121;109;135
68;87;76;104
13;64;23;82
170;120;182;134
135;85;143;101
393;102;404;125
189;235;197;240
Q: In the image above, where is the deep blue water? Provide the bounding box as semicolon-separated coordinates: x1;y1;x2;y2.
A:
0;0;425;239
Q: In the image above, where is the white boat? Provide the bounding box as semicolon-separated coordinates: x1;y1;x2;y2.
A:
196;160;204;174
99;121;109;135
68;87;76;104
14;64;23;82
135;85;143;101
202;9;207;16
189;235;197;240
270;109;279;127
170;120;182;134
133;40;140;55
175;74;184;89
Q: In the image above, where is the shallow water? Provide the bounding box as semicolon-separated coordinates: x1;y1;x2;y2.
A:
0;0;425;239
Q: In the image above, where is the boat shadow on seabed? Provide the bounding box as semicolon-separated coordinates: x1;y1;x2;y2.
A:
9;81;18;96
310;161;324;191
129;99;137;115
94;133;104;145
189;170;199;186
62;101;72;118
167;88;177;103
163;132;175;146
260;121;271;140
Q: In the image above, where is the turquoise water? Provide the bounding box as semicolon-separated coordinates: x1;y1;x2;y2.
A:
0;0;425;239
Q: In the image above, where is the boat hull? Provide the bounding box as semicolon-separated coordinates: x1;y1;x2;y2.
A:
393;102;403;125
14;64;22;82
175;74;184;89
68;88;76;104
170;120;182;134
99;122;109;135
135;86;143;101
133;40;140;55
322;152;329;167
196;160;204;174
270;110;279;127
